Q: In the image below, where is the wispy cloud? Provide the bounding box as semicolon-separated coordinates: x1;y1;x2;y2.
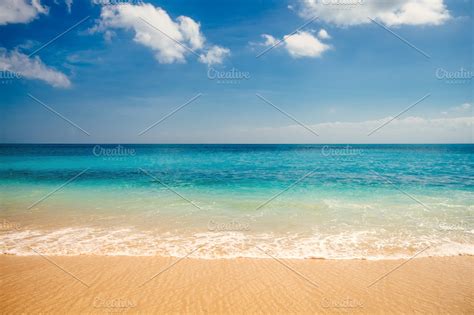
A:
258;115;473;143
65;0;73;13
441;103;472;116
154;115;473;144
0;49;71;88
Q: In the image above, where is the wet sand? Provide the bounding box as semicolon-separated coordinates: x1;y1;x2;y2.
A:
0;255;472;314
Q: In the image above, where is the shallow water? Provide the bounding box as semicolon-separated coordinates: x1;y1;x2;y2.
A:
1;144;473;259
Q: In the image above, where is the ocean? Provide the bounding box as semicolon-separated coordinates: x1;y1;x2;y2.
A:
0;144;473;259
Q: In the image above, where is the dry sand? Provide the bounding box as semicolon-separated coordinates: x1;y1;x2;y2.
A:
0;255;472;314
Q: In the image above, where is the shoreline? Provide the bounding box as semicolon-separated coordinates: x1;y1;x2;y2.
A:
1;252;473;260
1;255;472;313
2;224;472;260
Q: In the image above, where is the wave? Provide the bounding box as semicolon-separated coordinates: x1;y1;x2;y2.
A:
1;227;473;260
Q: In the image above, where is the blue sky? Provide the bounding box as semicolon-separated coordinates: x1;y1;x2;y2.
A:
0;0;472;143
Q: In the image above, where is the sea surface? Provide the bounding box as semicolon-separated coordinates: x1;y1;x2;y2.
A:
0;144;473;259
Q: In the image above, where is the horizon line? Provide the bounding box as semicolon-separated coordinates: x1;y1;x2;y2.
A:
1;142;473;145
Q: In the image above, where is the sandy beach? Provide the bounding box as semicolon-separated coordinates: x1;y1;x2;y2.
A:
1;255;472;314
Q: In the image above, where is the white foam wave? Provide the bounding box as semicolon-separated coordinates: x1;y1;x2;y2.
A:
1;227;473;260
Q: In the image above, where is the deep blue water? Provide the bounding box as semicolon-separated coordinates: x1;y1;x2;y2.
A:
1;144;472;191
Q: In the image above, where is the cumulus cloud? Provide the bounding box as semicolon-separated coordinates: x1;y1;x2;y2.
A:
317;29;330;39
199;45;230;65
177;16;204;50
0;0;48;25
298;0;450;26
0;49;71;88
284;31;330;58
94;2;229;65
260;30;331;58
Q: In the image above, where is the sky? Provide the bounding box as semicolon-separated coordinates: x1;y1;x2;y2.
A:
0;0;472;143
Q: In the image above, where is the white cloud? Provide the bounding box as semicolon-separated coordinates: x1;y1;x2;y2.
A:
103;29;115;42
317;29;330;39
0;0;48;25
142;115;473;143
65;0;73;13
265;116;473;143
199;45;230;65
261;34;278;46
441;103;472;116
95;3;229;65
458;103;471;111
235;116;472;143
284;31;330;58
177;16;204;50
260;30;331;58
0;49;71;88
298;0;450;27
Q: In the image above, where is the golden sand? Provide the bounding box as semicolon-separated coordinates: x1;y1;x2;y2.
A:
0;255;472;314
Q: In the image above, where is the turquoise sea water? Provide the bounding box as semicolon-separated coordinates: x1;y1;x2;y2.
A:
0;144;473;259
